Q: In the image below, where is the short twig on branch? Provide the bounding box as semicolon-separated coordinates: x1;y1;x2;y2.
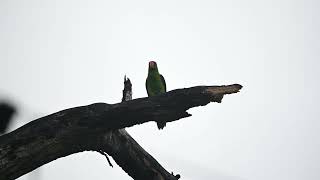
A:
98;150;113;167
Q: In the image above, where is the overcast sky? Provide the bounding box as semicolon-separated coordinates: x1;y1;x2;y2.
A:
1;0;320;180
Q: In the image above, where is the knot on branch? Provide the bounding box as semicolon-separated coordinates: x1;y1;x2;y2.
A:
171;172;181;179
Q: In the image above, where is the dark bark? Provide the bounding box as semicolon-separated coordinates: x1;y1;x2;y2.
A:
0;83;242;180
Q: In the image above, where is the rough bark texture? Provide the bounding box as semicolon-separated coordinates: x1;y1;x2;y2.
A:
0;83;242;180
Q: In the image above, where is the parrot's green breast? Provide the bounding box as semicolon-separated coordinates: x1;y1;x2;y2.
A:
146;74;166;96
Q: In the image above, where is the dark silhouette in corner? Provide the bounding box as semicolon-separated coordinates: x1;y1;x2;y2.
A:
0;102;16;134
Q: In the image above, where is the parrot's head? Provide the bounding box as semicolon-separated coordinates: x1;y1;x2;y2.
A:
148;61;158;71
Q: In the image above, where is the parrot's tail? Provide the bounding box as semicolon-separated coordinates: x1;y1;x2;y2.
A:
157;121;166;130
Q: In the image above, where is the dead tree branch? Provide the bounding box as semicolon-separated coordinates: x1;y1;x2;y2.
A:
0;83;242;180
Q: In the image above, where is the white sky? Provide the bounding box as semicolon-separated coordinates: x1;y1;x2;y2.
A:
1;0;320;180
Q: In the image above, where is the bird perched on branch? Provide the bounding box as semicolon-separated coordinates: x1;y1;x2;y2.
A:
146;61;167;129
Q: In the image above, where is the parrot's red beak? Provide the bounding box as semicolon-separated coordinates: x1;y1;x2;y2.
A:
149;61;156;68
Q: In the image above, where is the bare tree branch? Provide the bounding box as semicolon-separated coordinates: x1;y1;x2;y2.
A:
0;83;242;180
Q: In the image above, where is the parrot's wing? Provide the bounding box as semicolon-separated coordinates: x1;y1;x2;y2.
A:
146;78;151;96
160;74;166;92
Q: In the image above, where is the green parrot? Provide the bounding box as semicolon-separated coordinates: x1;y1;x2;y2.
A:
146;61;167;129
